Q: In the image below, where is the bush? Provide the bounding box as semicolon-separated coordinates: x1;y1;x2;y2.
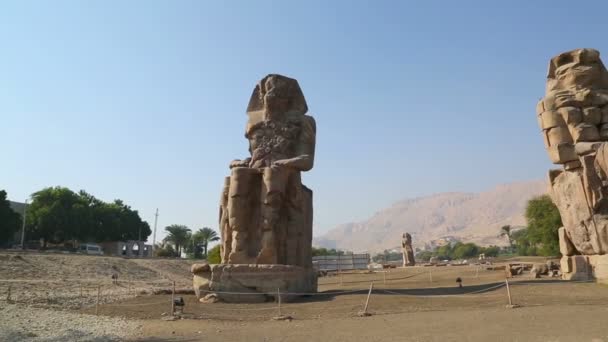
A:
416;251;433;262
207;244;221;264
154;244;176;257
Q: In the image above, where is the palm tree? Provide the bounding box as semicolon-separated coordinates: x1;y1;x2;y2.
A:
191;227;220;259
500;225;513;252
163;225;191;257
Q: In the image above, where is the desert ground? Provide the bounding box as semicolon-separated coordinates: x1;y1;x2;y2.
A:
2;252;608;341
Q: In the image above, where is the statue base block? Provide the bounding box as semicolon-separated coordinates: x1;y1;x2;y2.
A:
560;255;608;283
194;264;317;303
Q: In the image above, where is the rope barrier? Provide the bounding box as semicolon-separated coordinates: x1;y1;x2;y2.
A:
103;300;174;307
378;282;506;298
0;278;173;284
197;289;365;296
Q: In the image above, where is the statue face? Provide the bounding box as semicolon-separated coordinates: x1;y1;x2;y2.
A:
551;50;605;89
263;77;290;116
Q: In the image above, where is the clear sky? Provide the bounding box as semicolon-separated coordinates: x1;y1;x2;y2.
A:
3;1;608;243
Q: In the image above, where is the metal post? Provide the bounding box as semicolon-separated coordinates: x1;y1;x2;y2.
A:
20;200;28;249
358;282;374;316
277;288;282;316
152;208;159;251
95;286;100;315
505;278;513;306
338;255;343;285
6;285;11;303
171;281;176;315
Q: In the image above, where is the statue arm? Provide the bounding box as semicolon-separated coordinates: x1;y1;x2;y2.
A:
229;158;251;169
228;140;254;169
273;116;316;171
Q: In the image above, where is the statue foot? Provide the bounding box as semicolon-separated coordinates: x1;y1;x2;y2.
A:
256;248;277;264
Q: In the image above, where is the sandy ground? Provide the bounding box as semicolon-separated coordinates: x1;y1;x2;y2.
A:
0;252;195;309
3;253;608;341
0;303;141;342
138;305;608;342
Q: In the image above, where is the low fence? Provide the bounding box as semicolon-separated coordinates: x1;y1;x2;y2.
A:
312;254;370;271
1;265;605;322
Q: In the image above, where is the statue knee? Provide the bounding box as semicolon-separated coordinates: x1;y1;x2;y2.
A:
264;191;283;206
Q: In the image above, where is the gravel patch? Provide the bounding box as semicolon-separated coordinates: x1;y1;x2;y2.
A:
0;303;141;341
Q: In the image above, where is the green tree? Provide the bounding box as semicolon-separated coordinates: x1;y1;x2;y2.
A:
25;187;151;247
416;250;433;262
207;244;221;263
311;247;350;256
452;242;479;259
435;244;454;260
512;228;538;256
26;187;84;247
191;227;220;258
0;190;22;245
525;195;562;256
312;247;329;256
480;245;500;257
500;225;513;252
163;225;191;257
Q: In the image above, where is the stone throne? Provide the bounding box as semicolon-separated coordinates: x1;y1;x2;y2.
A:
192;74;318;303
536;48;608;282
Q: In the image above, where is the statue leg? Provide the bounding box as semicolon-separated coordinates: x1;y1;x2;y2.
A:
219;177;231;263
285;172;303;266
227;167;260;264
257;167;290;264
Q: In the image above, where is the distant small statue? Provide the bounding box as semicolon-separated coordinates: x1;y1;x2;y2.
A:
401;233;415;266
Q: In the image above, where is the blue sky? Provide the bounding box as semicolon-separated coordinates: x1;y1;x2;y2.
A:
2;1;608;243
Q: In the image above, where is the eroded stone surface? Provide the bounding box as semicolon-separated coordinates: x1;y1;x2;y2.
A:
561;255;592;281
194;75;318;303
207;264;317;303
219;74;315;267
537;50;608;271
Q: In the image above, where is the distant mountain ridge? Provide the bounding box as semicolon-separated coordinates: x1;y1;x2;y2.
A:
314;180;547;253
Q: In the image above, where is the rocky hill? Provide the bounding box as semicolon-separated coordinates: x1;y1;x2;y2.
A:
314;180;548;253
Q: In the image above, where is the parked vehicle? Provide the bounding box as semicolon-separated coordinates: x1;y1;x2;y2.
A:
78;243;103;255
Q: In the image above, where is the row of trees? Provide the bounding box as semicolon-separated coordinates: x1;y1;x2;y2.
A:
311;247;351;256
16;187;151;248
0;190;22;245
155;225;220;259
416;243;500;262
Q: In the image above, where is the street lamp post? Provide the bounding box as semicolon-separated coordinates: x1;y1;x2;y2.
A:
20;200;28;250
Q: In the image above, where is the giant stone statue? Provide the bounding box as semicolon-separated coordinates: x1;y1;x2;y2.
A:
219;74;315;267
536;48;608;282
192;74;318;303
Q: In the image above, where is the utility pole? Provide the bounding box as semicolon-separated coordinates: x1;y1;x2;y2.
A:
152;208;159;250
20;200;28;250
